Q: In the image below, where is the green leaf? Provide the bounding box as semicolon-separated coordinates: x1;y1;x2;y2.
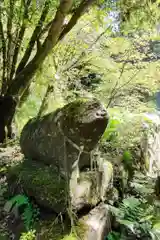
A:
122;150;132;162
10;194;29;207
122;197;140;208
140;215;154;222
118;219;135;233
107;231;121;240
153;222;160;231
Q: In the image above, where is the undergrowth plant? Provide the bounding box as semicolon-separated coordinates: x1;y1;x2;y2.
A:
20;230;36;240
102;117;121;143
122;150;134;184
107;197;160;240
4;194;39;230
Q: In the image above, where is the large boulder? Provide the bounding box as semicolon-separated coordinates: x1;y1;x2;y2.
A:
8;158;114;213
20;98;109;178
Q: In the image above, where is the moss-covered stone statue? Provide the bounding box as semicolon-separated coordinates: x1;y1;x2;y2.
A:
4;99;116;240
11;98;114;220
20;98;109;178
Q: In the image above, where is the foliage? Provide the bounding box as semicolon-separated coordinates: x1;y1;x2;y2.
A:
102;117;121;142
122;150;132;163
118;0;160;34
0;0;103;142
101;111;140;155
20;230;36;240
107;231;121;240
130;172;155;198
108;197;160;239
12;0;160;135
4;194;39;230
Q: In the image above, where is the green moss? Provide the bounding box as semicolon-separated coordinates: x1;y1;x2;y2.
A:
9;161;67;211
35;221;88;240
37;220;69;240
63;98;90;116
62;98;98;121
74;220;89;239
36;218;87;240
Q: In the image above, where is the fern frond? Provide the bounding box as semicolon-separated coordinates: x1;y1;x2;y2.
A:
4;194;39;230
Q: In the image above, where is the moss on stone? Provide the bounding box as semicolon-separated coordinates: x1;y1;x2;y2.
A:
8;160;67;212
36;217;87;240
62;98;100;121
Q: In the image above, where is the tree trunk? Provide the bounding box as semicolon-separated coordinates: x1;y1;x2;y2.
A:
0;96;17;143
0;0;96;143
6;0;96;97
18;85;30;108
37;84;54;118
6;0;74;97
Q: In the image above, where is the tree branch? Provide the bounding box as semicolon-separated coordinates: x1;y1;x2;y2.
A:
0;3;7;94
9;0;32;82
106;67;141;108
64;29;107;72
6;0;14;83
16;0;50;74
111;53;160;64
37;84;54;118
7;0;74;96
39;20;52;38
59;0;96;41
106;62;127;108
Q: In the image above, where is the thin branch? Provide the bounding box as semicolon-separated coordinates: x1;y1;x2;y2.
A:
40;18;90;41
39;20;52;38
64;29;107;72
37;84;54;118
16;0;50;74
111;54;160;64
59;0;96;41
106;67;141;108
58;0;96;42
58;38;78;68
9;0;32;81
10;0;24;65
53;56;58;72
0;3;7;94
106;62;127;108
54;21;92;71
6;0;14;83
